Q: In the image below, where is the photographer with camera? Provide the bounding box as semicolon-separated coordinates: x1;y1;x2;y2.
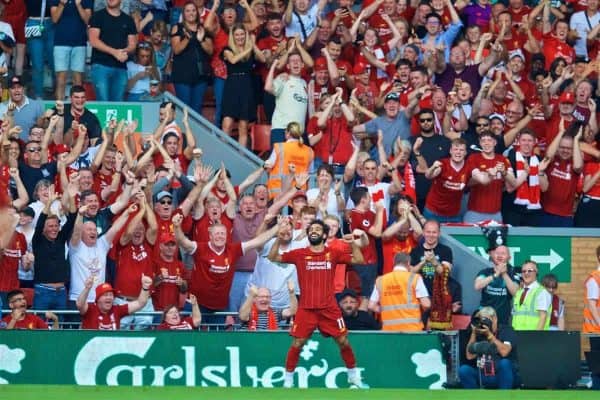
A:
459;306;519;389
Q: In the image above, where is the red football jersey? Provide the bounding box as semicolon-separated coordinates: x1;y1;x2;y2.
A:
2;313;48;329
0;232;26;292
81;303;129;330
114;241;154;298
382;235;418;275
424;158;468;217
156;316;196;330
280;247;352;309
190;242;243;310
466;153;511;213
152;256;186;311
541;158;580;217
349;208;378;264
192;214;233;243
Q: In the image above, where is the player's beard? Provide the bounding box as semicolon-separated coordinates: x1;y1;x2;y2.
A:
308;234;325;246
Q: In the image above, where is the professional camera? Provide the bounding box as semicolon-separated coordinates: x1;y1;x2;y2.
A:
471;315;493;331
468;341;497;356
469;314;497;356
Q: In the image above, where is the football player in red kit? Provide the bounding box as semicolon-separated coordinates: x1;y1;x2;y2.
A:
268;219;370;389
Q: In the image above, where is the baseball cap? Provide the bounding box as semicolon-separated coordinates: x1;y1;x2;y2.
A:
155;191;173;202
337;288;359;302
314;57;328;72
488;113;506;123
353;62;368;75
559;91;575;104
508;49;525;61
291;190;307;201
9;76;24;88
385;92;400;102
95;282;114;301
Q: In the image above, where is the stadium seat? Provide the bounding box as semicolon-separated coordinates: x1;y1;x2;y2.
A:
21;288;34;308
250;124;271;157
83;82;96;101
451;314;471;330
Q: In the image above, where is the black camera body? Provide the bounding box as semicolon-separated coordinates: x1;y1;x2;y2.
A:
472;315;493;331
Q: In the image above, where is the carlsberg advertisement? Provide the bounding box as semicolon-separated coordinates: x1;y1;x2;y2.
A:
0;331;446;388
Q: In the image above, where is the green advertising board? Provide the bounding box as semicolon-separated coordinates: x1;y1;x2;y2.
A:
44;103;143;127
452;234;572;282
0;331;445;389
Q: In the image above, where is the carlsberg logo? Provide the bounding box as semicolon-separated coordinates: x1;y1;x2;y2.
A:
73;337;359;388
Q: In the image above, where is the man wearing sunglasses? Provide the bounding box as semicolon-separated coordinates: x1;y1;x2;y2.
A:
410;108;451;211
511;260;552;331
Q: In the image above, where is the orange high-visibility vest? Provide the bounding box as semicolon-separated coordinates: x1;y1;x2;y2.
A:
380;269;424;332
267;141;313;199
583;270;600;333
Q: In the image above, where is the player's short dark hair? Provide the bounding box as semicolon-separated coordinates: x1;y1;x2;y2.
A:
306;220;330;237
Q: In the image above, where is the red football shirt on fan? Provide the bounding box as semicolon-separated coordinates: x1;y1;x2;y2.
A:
156;316;196;330
508;5;531;26
309;115;354;164
257;35;288;81
544;113;576;151
114;241;154;298
153;209;193;255
93;170;120;207
382;235;418;275
502;32;528;52
280;247;353;309
190;242;244;310
542;34;575;70
0;232;26;292
81;303;129;330
326;238;352;293
368;12;394;43
466;153;511;213
541;158;581;217
152;153;190;173
349;208;378;264
425;158;468;217
1;314;48;329
192;214;233;242
152;256;186;311
583;162;600;197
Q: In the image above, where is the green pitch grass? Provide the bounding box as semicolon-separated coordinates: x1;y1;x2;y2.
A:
0;385;599;400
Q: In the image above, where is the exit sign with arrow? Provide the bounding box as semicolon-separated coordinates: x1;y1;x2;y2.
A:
451;234;572;282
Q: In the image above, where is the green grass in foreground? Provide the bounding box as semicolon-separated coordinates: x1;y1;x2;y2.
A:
0;385;598;400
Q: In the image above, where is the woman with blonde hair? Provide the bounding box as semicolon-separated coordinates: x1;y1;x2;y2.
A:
265;121;314;199
221;23;266;148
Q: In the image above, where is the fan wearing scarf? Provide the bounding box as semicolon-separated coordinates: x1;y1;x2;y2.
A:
239;281;297;331
502;129;541;226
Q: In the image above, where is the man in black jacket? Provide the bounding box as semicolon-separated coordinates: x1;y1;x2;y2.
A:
337;288;380;331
